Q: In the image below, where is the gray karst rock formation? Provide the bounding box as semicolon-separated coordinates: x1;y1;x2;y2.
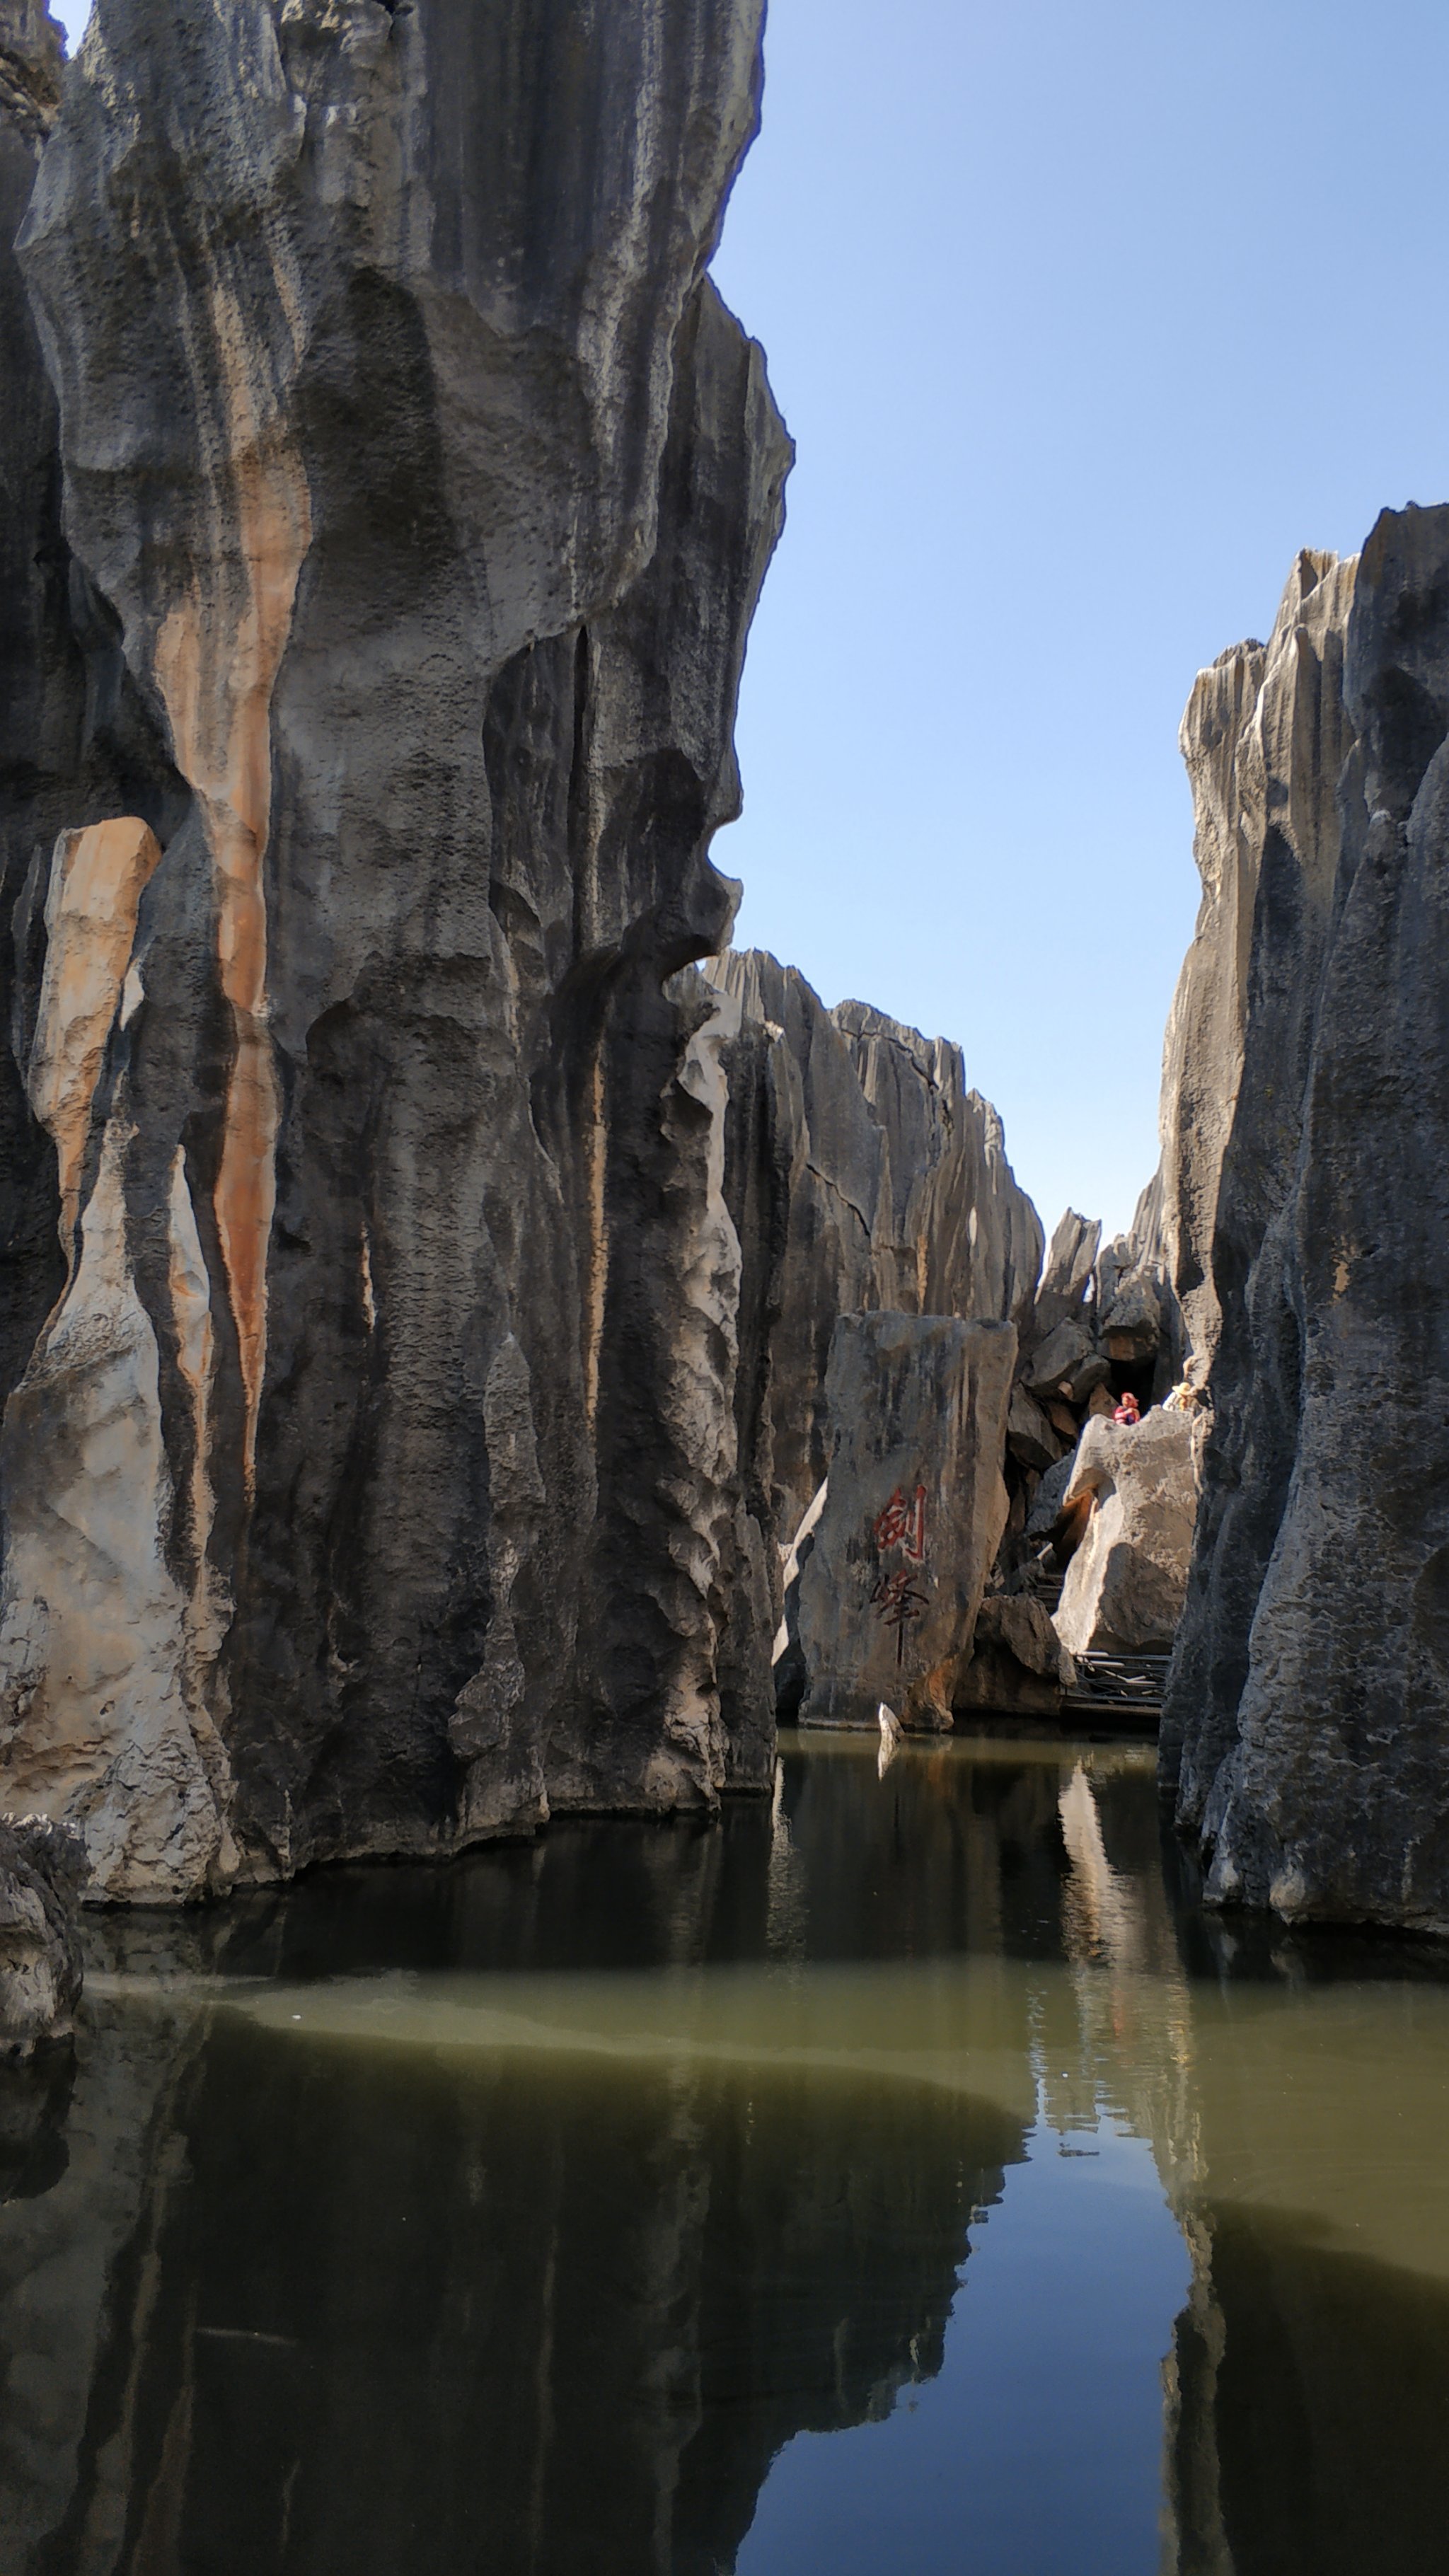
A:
953;1593;1075;1719
1005;1206;1172;1482
795;1312;1016;1732
0;0;1059;1902
1052;1409;1196;1660
705;947;1042;1533
0;0;791;1895
1145;548;1357;1377
1161;508;1449;1932
19;4;1449;1934
0;1813;83;2054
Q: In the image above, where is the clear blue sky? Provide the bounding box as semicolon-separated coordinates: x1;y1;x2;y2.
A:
50;0;1449;1235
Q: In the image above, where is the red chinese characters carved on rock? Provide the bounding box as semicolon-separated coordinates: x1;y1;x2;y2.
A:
869;1483;930;1664
872;1486;928;1563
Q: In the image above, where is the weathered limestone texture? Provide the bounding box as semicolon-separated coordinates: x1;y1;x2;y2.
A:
1165;507;1449;1929
954;1595;1075;1719
796;1313;1015;1731
990;1196;1177;1631
706;949;1041;1530
1053;1411;1196;1659
0;0;790;1894
0;1814;83;2053
1149;549;1357;1374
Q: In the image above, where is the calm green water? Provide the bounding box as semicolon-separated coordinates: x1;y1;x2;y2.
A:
1;1731;1448;2575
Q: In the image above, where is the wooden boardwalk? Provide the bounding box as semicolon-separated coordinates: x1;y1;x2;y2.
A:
1061;1649;1170;1732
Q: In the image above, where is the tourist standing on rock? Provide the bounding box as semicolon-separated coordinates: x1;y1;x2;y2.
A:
1164;1365;1202;1414
1113;1391;1141;1426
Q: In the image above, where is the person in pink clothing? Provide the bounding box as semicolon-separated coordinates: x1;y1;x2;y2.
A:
1112;1390;1141;1426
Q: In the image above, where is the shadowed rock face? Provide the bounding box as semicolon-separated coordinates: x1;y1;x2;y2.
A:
0;0;790;1894
0;1814;83;2052
1164;505;1449;1930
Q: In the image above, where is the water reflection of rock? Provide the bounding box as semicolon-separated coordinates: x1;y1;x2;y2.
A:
0;1999;204;2574
1065;1762;1449;2576
0;2018;1020;2576
1046;1757;1199;2190
1049;1760;1449;2575
1155;1960;1449;2576
775;1733;1080;1960
0;1743;1152;2576
6;1752;1448;2576
1164;2200;1449;2576
0;1817;1030;2576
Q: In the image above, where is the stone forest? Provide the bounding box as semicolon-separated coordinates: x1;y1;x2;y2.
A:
1;2;1448;2572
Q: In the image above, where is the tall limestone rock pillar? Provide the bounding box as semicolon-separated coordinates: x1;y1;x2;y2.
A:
1158;549;1358;1812
0;0;790;1895
1166;506;1449;1931
1150;548;1357;1373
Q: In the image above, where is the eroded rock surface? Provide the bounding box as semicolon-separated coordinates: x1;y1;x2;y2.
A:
0;0;789;1893
796;1313;1015;1731
0;1814;83;2054
1148;549;1357;1375
706;949;1041;1530
1053;1411;1196;1659
1162;509;1449;1929
954;1595;1075;1719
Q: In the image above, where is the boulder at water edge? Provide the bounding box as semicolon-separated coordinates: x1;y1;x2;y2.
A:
954;1595;1075;1718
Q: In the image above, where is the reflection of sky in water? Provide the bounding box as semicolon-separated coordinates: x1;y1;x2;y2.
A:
743;1749;1193;2572
740;2114;1189;2576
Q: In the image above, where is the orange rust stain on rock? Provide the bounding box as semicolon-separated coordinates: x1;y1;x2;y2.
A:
152;375;311;1488
28;817;162;1261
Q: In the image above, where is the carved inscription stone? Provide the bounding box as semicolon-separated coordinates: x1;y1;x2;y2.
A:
796;1315;1015;1731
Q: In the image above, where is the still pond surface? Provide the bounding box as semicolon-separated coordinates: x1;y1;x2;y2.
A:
1;1729;1448;2575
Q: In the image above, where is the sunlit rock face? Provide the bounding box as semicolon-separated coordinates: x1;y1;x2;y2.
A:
706;949;1043;1535
1053;1410;1196;1660
1148;549;1358;1377
796;1312;1016;1731
1165;507;1449;1931
0;0;790;1893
